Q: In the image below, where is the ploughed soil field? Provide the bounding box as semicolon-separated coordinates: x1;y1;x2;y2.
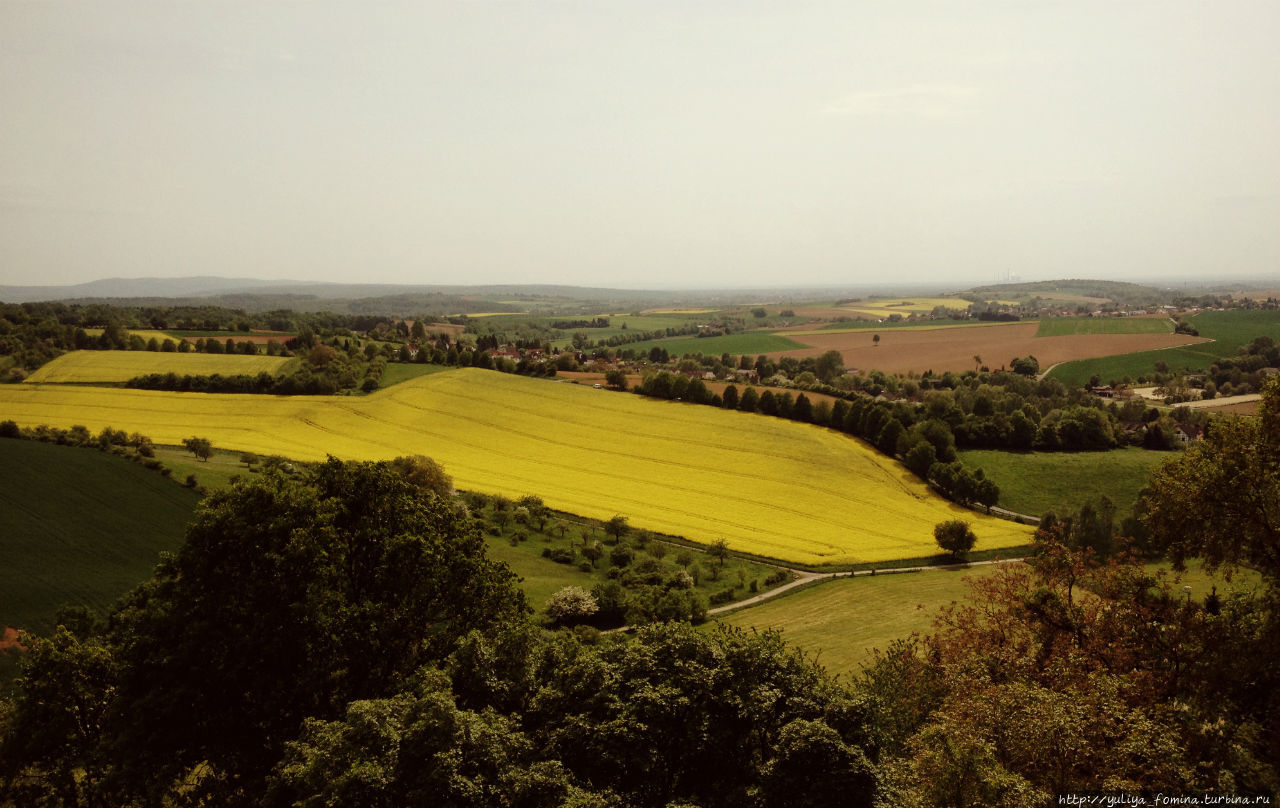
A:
765;323;1208;375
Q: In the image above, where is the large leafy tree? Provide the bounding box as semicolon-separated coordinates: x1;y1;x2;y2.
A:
1143;376;1280;584
6;459;527;804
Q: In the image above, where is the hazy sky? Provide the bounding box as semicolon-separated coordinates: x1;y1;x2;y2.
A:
2;1;1278;290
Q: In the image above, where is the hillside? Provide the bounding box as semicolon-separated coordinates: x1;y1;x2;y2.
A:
0;439;199;637
0;368;1033;564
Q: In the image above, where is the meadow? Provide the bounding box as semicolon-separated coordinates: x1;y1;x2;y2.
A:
957;447;1174;518
717;560;1264;677
1047;309;1280;387
1035;317;1173;337
0;368;1033;565
0;439;198;640
25;350;291;384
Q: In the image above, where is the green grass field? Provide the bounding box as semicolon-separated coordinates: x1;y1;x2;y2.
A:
1035;317;1173;337
621;332;807;357
717;560;1263;678
958;447;1174;518
0;439;199;639
717;567;999;676
1048;309;1280;386
151;444;261;491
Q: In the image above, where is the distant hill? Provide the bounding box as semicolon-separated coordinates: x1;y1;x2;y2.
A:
0;276;292;303
1;277;964;315
962;279;1189;307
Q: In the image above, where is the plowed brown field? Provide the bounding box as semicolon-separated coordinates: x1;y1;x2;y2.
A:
765;323;1208;375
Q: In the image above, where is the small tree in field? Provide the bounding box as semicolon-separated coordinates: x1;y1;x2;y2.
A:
182;436;213;462
934;520;977;560
605;515;630;543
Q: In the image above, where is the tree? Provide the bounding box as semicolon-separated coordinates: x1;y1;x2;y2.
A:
903;441;937;479
605;514;630;542
1010;355;1040;376
604;369;628;390
545;586;600;626
708;538;731;577
1143;376;1280;585
181;435;212;462
389;454;453;496
98;459;527;803
934;520;976;559
814;350;845;384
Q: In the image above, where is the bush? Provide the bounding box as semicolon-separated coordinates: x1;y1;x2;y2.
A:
709;588;737;606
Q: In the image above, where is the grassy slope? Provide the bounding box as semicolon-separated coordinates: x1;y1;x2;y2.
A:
0;440;199;636
958;447;1174;517
717;561;1263;678
480;515;787;617
1035;317;1173;337
1047;309;1280;386
0;369;1034;565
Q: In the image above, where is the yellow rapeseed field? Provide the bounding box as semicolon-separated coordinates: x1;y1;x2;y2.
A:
24;351;291;384
0;368;1033;565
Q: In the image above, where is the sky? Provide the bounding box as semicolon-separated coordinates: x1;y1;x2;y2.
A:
1;1;1278;290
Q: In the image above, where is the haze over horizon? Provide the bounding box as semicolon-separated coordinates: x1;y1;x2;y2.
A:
2;2;1278;291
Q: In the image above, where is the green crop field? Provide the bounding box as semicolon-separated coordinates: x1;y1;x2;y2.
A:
957;447;1174;518
0;439;200;638
0;369;1033;565
378;362;452;388
717;560;1263;677
1035;317;1173;337
25;350;291;384
621;332;807;357
1048;309;1280;386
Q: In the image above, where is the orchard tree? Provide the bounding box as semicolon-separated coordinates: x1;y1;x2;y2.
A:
181;436;213;462
605;514;630;542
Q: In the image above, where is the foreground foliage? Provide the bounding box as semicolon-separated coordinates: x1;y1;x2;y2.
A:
0;460;879;807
